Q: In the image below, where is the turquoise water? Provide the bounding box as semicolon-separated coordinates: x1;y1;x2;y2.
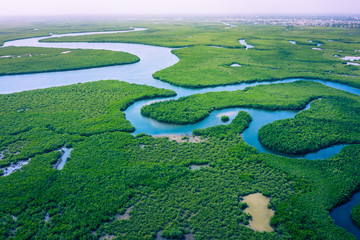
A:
55;147;73;170
1;30;359;159
1;29;360;237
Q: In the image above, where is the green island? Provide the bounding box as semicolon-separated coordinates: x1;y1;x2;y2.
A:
0;18;360;240
258;95;360;154
43;22;360;88
141;81;360;154
0;46;139;75
220;115;230;123
193;111;252;138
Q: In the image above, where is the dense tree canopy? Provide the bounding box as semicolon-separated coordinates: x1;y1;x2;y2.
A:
1;20;360;240
0;46;139;75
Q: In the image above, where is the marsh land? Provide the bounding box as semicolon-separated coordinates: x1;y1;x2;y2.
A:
0;17;359;240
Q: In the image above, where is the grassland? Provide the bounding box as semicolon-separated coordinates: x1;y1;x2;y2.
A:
43;22;360;88
0;46;139;75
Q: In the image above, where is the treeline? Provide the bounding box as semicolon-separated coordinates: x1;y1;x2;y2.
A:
0;46;140;75
258;96;360;154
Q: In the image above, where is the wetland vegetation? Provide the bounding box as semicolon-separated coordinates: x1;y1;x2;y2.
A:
1;90;360;239
259;95;360;154
44;22;360;88
142;81;360;154
0;46;139;75
0;19;134;46
0;80;175;167
352;204;360;228
0;19;359;240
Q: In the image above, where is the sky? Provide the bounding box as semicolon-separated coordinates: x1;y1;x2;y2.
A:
1;0;360;16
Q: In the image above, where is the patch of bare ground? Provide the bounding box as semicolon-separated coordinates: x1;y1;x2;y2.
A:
154;135;207;144
115;206;134;220
190;164;209;170
99;234;117;240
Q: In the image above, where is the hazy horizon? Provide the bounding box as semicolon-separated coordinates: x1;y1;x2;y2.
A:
2;0;360;17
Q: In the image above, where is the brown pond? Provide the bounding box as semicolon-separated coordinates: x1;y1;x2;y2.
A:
242;193;274;232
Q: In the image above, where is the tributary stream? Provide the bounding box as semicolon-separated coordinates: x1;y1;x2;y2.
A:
1;28;360;238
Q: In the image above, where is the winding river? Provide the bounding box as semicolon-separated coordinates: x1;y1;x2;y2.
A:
1;28;360;238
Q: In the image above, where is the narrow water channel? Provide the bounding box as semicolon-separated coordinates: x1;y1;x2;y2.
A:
331;192;360;239
1;29;360;238
2;29;359;159
53;147;73;170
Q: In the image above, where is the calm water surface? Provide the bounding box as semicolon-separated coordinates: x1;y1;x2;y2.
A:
1;30;360;237
331;193;360;239
239;39;254;49
1;30;359;159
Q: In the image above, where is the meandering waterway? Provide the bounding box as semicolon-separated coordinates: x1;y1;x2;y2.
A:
1;29;359;159
1;29;360;238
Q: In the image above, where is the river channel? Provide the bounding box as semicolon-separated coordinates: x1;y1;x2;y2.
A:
1;28;360;238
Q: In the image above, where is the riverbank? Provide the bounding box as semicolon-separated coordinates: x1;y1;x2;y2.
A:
0;24;359;240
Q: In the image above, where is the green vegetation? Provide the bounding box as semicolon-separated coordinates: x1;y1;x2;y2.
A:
153;45;360;88
0;19;134;46
259;96;360;154
0;46;139;75
1;20;360;240
141;81;356;124
0;80;175;165
193;111;252;139
142;81;360;154
43;22;360;88
0;91;289;239
42;22;242;48
1;88;359;238
0;128;285;239
221;115;230;122
261;144;360;240
351;204;360;228
161;222;185;239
